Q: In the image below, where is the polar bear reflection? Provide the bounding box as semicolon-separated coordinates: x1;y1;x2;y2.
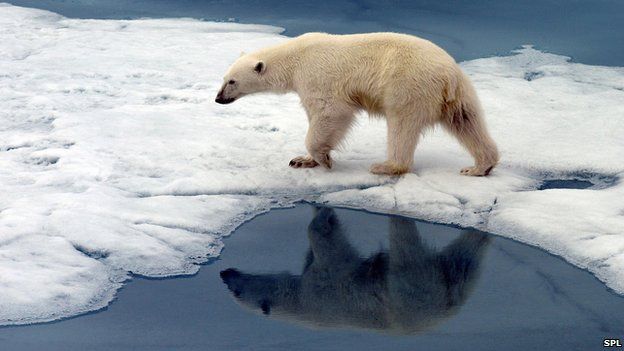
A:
220;208;490;334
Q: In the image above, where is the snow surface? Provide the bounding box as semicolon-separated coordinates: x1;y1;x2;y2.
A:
0;3;623;325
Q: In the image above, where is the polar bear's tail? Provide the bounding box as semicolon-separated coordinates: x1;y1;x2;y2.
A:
441;69;499;176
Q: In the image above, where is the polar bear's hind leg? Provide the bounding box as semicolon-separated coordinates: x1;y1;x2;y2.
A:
443;101;499;176
370;112;426;176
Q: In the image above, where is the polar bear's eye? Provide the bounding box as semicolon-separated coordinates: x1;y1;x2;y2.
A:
228;80;236;85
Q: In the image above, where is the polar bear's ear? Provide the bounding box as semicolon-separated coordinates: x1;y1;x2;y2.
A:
254;61;266;74
239;51;246;57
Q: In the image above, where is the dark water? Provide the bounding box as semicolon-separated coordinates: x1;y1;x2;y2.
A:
539;179;594;190
1;204;623;351
6;0;624;66
538;174;618;190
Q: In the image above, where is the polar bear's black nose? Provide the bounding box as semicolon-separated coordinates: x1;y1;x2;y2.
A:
215;96;235;104
220;268;241;282
220;269;244;297
215;91;235;104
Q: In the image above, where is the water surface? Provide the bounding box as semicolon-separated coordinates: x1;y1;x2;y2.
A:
1;204;622;351
7;0;624;66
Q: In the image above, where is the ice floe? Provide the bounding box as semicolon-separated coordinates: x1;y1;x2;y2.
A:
0;4;622;325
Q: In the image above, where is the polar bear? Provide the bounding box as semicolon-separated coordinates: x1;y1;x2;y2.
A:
220;207;490;333
216;32;499;176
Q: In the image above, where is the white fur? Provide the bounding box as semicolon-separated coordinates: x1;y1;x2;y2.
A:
217;32;499;176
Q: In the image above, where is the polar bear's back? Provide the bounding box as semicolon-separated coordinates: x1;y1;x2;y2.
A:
286;32;462;115
298;32;448;53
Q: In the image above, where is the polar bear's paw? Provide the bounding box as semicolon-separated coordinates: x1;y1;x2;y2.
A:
460;165;494;176
289;155;319;168
370;162;409;176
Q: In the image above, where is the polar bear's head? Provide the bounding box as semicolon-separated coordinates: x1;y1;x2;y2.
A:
215;54;267;104
220;268;300;316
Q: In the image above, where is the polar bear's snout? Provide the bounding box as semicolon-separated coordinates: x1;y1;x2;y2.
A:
215;88;235;104
215;95;235;104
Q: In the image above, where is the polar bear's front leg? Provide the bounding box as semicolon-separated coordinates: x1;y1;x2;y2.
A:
290;100;355;170
304;125;334;169
288;127;332;169
289;155;319;168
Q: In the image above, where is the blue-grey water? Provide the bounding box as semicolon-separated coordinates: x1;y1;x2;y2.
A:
6;0;624;66
1;204;623;351
539;179;594;190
